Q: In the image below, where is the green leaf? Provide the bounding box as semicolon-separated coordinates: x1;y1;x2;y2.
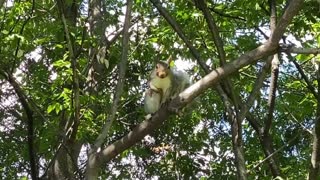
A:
53;60;71;68
55;44;64;49
17;49;24;58
47;104;55;114
2;30;9;35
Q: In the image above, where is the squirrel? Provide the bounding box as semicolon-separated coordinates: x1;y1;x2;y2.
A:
144;56;191;114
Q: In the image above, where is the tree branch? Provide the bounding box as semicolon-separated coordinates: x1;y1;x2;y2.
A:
57;0;80;141
255;0;283;177
208;6;246;21
281;46;320;54
195;0;226;65
288;54;318;98
0;70;38;179
249;133;300;173
265;0;279;137
239;59;271;121
269;0;303;45
195;0;239;102
11;0;35;74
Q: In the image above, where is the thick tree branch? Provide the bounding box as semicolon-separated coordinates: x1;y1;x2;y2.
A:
281;46;320;54
258;0;282;177
180;43;278;104
269;0;303;45
265;0;279;136
195;0;238;103
230;114;247;179
265;57;279;134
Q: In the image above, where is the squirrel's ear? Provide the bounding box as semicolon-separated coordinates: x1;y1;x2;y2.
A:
166;55;174;67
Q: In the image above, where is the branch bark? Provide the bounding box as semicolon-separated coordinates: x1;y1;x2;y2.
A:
195;0;226;65
281;46;320;54
265;0;279;135
239;61;271;121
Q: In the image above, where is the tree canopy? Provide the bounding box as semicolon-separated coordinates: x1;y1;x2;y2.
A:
0;0;319;179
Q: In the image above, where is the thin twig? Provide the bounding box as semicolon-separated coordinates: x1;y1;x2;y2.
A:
288;55;318;98
249;133;299;173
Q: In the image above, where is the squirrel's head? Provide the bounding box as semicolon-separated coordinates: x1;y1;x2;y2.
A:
155;56;173;79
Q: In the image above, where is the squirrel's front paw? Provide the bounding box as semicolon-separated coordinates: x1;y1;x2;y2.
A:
145;114;153;120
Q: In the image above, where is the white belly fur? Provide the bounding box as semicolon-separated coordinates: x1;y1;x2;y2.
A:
150;76;172;102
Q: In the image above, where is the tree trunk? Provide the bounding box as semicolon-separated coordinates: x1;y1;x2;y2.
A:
86;151;101;180
47;141;82;180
